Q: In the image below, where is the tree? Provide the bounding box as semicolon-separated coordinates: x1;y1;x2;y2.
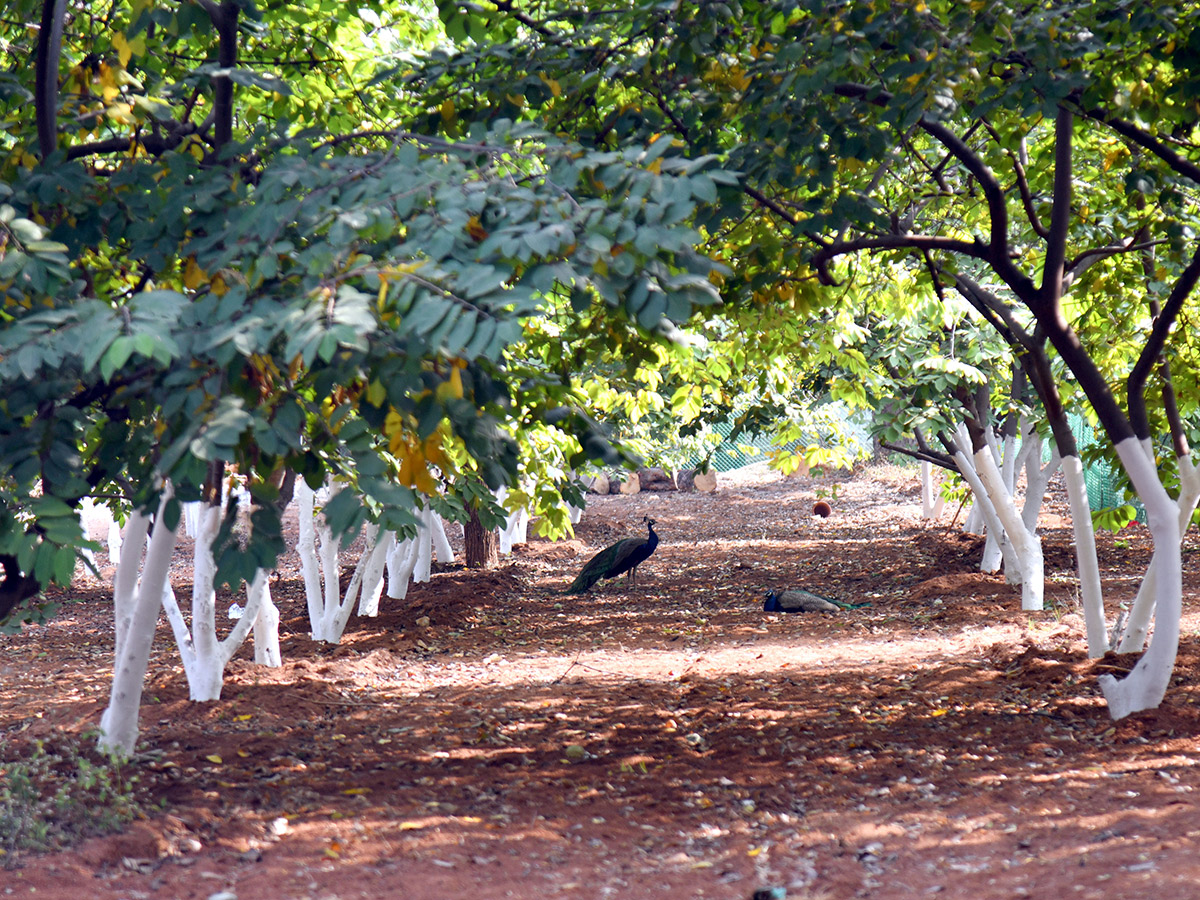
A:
0;0;724;750
417;0;1200;716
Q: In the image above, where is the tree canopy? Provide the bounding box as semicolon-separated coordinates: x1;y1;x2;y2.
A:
0;0;724;626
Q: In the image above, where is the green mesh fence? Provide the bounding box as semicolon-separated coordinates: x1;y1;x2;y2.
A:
685;415;873;474
693;421;796;474
1065;413;1147;523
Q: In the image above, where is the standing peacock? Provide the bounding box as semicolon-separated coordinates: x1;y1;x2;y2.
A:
564;517;658;593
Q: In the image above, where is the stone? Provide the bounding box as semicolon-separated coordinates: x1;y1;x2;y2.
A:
637;467;677;491
580;472;609;494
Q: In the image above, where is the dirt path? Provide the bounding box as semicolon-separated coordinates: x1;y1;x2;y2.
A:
4;462;1200;899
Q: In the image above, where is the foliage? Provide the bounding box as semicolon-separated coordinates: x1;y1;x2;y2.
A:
0;732;144;866
416;0;1200;469
0;0;724;618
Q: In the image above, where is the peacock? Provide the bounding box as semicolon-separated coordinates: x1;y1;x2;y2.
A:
564;517;658;593
764;589;867;613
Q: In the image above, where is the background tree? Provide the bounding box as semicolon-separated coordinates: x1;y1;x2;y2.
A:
416;0;1200;716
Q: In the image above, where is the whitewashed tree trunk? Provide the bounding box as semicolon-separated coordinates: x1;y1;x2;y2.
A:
182;501;203;538
973;444;1044;610
159;503;271;701
495;488;530;555
251;576;281;667
953;432;1018;579
1019;427;1059;533
1099;439;1182;719
296;480;395;643
356;529;395;618
98;491;177;756
1060;454;1108;657
963;500;986;535
379;505;454;601
430;508;455;563
385;536;421;601
998;428;1018;495
1116;455;1200;653
106;519;123;565
78;497;99;572
920;461;946;521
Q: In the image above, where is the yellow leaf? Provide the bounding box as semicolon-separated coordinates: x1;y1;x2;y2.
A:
112;33;133;68
105;102;136;125
234;713;252;722
1165;39;1176;54
342;787;370;795
435;366;463;401
931;708;948;717
206;754;223;764
183;257;207;290
98;63;120;103
237;749;249;758
440;98;456;125
747;846;764;857
465;215;488;242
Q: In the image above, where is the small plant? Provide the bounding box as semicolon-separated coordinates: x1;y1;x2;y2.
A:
814;482;841;502
0;731;145;867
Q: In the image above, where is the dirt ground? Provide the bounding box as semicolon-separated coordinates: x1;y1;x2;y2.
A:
4;461;1200;900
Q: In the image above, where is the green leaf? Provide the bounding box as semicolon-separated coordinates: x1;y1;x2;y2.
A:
99;335;136;382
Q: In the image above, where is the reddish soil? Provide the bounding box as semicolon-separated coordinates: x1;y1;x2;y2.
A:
4;462;1200;900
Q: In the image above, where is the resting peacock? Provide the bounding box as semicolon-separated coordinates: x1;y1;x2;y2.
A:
564;517;658;593
764;589;867;613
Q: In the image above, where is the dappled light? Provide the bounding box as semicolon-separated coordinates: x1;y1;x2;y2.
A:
5;464;1200;897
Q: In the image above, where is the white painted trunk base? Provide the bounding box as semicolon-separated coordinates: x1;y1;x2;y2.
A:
920;461;946;521
1060;455;1108;657
98;491;178;756
160;503;272;701
1098;438;1182;720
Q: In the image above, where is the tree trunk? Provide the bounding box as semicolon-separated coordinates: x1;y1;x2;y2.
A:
464;505;499;569
99;492;178;756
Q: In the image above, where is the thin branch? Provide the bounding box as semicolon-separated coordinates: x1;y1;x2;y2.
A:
1086;109;1200;185
1127;242;1200;440
980;118;1048;239
813;233;986;286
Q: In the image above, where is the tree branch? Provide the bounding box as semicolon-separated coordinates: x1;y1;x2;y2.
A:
1127;242;1200;440
1086;108;1200;184
813;233;987;286
35;0;67;160
1040;106;1074;306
